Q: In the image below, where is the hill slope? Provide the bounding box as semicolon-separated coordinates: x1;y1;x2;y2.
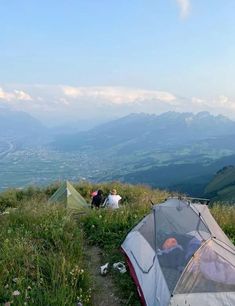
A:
0;107;46;137
0;182;234;305
204;166;235;202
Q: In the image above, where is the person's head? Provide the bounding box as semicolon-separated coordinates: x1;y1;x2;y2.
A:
97;189;103;195
91;190;97;197
162;238;178;250
111;189;117;195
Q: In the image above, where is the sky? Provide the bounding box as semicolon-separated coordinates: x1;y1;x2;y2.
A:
1;0;235;125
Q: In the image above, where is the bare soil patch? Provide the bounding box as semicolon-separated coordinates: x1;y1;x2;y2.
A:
85;245;122;306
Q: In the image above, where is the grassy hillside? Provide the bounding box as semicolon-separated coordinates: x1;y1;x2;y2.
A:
0;202;91;305
0;182;234;305
205;165;235;202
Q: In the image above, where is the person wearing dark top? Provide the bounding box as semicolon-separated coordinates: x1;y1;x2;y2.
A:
91;189;103;209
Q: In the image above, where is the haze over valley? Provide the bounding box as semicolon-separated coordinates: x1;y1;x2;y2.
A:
1;107;235;200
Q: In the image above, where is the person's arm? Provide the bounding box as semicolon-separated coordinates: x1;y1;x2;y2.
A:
117;195;122;206
102;197;108;208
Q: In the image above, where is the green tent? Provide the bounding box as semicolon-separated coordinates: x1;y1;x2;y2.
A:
49;181;88;210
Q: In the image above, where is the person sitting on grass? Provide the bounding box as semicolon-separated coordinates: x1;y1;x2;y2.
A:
91;189;104;209
103;189;122;209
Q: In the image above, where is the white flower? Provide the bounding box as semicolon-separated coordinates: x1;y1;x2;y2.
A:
12;290;20;296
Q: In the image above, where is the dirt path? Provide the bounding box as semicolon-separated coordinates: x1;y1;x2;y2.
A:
85;245;122;306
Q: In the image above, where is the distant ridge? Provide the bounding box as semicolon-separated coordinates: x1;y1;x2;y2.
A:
204;165;235;203
52;111;235;152
0;108;46;137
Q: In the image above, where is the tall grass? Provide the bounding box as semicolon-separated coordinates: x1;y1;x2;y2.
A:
0;201;91;306
0;182;234;306
80;185;170;305
0;182;169;305
211;204;235;244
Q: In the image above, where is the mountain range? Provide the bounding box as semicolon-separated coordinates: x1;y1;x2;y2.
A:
1;108;235;201
51;111;235;200
52;111;235;153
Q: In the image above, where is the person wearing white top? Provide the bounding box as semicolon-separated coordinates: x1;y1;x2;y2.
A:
104;189;122;209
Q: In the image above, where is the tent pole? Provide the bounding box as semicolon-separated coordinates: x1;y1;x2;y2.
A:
153;206;158;252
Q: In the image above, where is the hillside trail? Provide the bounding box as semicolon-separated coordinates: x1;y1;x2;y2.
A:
84;245;122;306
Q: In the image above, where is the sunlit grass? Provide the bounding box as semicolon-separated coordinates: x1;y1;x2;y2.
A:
211;204;235;244
0;201;91;306
0;183;234;305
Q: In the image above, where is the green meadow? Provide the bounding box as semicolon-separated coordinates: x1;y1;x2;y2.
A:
0;182;234;305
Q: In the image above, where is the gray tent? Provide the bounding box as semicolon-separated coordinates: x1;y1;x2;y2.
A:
121;198;235;306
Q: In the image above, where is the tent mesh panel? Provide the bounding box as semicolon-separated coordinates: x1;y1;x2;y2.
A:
174;239;235;294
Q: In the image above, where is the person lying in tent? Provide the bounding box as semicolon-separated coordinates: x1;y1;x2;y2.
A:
157;236;202;270
157;238;185;269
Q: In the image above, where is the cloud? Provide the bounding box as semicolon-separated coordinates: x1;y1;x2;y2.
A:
0;87;32;101
192;95;235;111
62;86;176;104
190;95;235;118
214;95;235;111
1;84;235;124
176;0;190;18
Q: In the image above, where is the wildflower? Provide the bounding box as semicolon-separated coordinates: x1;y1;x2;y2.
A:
2;211;10;215
91;224;95;228
12;290;20;296
99;215;102;218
